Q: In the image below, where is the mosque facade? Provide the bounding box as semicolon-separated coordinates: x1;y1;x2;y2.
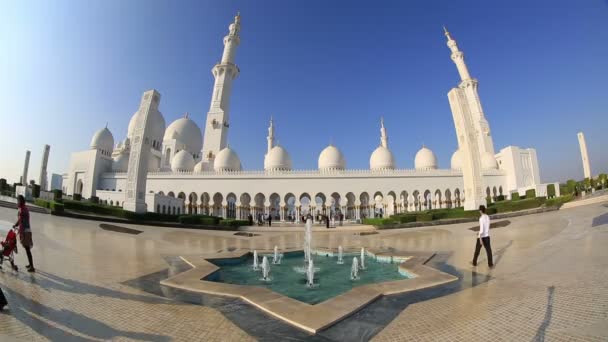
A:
62;14;547;222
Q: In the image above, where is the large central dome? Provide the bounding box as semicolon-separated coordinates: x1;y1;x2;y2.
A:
318;145;345;171
163;116;203;156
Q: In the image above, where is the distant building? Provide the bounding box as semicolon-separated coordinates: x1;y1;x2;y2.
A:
50;173;63;191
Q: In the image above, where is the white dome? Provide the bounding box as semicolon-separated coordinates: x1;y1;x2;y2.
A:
163;116;203;156
112;153;129;172
318;145;345;170
214;147;241;172
127;109;166;145
451;149;462;170
171;150;195;172
481;152;498;170
414;146;438;170
90;127;114;153
370;146;395;170
264;145;292;171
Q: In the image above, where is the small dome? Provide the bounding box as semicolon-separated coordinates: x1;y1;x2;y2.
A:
90;127;114;153
414;146;437;170
318;145;345;170
481;152;498;170
193;160;213;172
171;150;195;172
451;149;462;170
370;146;395;170
163;116;203;156
214;147;241;172
112;153;129;172
127;108;166;145
264;145;292;171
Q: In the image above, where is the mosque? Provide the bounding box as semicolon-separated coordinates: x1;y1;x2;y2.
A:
62;14;548;222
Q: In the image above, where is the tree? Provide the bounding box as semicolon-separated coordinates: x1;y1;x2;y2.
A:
566;179;577;194
583;178;591;191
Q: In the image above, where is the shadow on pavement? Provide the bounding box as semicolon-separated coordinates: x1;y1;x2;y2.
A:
1;287;171;342
532;286;555;342
592;212;608;227
11;270;173;305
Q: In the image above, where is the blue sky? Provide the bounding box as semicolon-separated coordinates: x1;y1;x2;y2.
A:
1;0;607;184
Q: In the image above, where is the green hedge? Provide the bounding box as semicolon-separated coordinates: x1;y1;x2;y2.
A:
545;194;574;208
416;213;433;222
525;189;536;198
511;192;520;201
396;214;417;223
178;215;221;225
62;200;178;222
219;219;250;227
73;193;82;201
34;199;64;214
362;218;396;226
546;184;556;198
492;197;545;213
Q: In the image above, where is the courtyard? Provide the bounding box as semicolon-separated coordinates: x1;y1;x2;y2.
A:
0;200;606;341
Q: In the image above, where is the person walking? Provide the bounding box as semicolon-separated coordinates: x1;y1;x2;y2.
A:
267;213;272;227
472;205;493;268
13;195;35;272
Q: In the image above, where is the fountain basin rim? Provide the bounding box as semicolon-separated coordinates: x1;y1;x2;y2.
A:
160;249;457;334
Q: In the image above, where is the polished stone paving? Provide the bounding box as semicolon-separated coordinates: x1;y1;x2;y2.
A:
0;201;607;341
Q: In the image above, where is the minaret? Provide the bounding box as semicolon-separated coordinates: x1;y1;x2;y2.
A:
445;27;486;210
202;13;242;163
444;27;495;156
124;90;162;213
39;144;50;191
267;116;275;154
21;150;30;185
380;117;388;148
577;132;592;179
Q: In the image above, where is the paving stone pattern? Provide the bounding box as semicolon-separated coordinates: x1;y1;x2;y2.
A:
0;201;606;341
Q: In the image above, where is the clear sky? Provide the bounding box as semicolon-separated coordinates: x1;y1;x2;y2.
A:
1;0;607;185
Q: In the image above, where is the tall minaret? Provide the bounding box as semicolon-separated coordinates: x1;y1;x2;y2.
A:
445;27;486;210
267;116;275;154
380;117;388;148
21;150;30;185
577;132;592;179
444;27;495;157
39;144;50;191
202;13;242;163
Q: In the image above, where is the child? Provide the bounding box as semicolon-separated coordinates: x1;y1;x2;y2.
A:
0;226;18;270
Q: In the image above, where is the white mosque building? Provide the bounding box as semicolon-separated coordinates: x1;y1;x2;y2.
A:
63;14;549;222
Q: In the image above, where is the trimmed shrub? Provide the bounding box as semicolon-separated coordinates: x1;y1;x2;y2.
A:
219;219;250;227
52;189;63;201
416;213;433;222
511;192;520;201
32;184;41;198
546;184;556;198
492;197;545;213
0;179;7;191
73;193;82;201
178;215;222;225
362;218;396;226
34;198;50;209
496;195;505;202
50;201;64;214
89;196;99;204
525;189;536;198
545;194;574;208
396;214;417;224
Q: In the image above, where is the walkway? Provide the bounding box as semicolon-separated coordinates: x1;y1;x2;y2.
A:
0;200;606;341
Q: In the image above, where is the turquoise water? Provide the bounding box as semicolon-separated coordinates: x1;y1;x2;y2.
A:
206;251;410;304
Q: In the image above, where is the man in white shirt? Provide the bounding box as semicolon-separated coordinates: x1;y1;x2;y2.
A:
472;205;494;268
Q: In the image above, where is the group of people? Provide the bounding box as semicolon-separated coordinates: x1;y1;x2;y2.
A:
1;195;36;310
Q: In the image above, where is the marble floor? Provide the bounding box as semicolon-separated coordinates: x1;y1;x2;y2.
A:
0;201;607;341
